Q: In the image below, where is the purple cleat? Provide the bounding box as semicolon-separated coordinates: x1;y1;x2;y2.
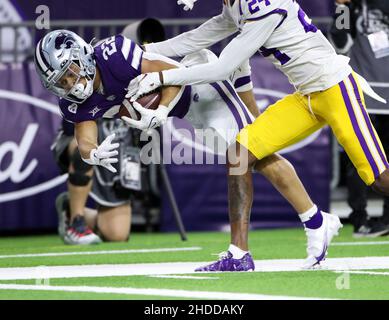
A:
195;251;255;272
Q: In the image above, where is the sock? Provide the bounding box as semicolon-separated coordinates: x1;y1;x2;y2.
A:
299;205;323;229
228;244;248;259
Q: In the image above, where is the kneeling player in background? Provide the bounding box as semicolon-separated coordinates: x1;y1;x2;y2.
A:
52;118;133;244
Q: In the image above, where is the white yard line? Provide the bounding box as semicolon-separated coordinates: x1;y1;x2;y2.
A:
1;257;389;280
252;257;389;272
0;283;326;300
147;275;219;280
332;241;389;246
333;270;389;276
0;247;202;259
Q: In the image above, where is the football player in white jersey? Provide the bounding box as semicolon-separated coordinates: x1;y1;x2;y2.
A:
127;0;389;271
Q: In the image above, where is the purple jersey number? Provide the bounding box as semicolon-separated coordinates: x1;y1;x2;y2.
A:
247;0;271;15
260;46;291;65
297;7;318;33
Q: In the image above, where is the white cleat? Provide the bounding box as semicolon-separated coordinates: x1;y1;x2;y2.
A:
64;215;102;245
64;228;102;245
302;212;343;270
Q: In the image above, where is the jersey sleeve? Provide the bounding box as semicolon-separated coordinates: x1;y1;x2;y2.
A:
230;59;253;93
162;13;282;86
58;99;79;123
95;35;144;83
145;4;237;57
59;99;103;123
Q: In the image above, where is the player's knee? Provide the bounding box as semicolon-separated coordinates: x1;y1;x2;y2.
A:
101;230;130;242
263;163;290;189
255;155;293;186
227;142;256;169
68;149;93;186
372;169;389;196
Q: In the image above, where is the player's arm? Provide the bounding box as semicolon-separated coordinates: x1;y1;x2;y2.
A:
75;120;98;160
122;53;182;130
231;59;260;117
141;55;181;108
161;14;282;86
238;89;260;118
144;5;237;58
129;14;283;100
75;120;119;173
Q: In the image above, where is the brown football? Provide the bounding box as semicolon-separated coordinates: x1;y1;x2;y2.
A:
119;90;162;120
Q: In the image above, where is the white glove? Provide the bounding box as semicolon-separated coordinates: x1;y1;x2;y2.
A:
126;72;162;101
121;101;169;131
177;0;197;11
82;134;119;173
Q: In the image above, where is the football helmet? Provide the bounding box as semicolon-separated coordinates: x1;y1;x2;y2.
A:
34;29;96;103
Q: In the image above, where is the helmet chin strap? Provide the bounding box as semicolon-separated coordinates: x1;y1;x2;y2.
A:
70;78;94;101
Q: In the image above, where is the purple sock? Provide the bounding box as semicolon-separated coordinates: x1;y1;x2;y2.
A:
304;210;323;229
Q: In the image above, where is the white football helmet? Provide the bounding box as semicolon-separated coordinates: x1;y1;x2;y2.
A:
34;30;96;103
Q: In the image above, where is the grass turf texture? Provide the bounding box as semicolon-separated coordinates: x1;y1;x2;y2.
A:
0;225;389;300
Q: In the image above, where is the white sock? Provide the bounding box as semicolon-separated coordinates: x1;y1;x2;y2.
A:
228;244;248;259
299;205;318;223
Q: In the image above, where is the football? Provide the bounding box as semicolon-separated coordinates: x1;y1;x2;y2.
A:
119;90;162;120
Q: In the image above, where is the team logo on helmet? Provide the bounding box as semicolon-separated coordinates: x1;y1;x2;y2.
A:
54;32;76;50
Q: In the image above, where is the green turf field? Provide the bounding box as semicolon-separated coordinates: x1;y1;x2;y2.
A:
0;225;389;300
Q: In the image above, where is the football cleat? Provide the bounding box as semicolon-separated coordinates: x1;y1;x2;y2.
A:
195;251;255;272
302;212;343;269
353;221;389;238
64;215;102;245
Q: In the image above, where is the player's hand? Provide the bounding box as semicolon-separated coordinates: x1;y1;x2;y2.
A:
177;0;197;11
125;72;162;101
121;101;169;131
82;134;119;173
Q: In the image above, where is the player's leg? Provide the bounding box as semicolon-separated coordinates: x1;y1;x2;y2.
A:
229;94;327;265
53;133;101;245
67;138;93;221
65;139;102;244
237;87;314;214
195;90;330;271
96;204;132;242
226;141;256;253
236;93;344;269
317;74;389;194
220;86;314;249
82;207;99;230
235;91;324;218
254;154;314;213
